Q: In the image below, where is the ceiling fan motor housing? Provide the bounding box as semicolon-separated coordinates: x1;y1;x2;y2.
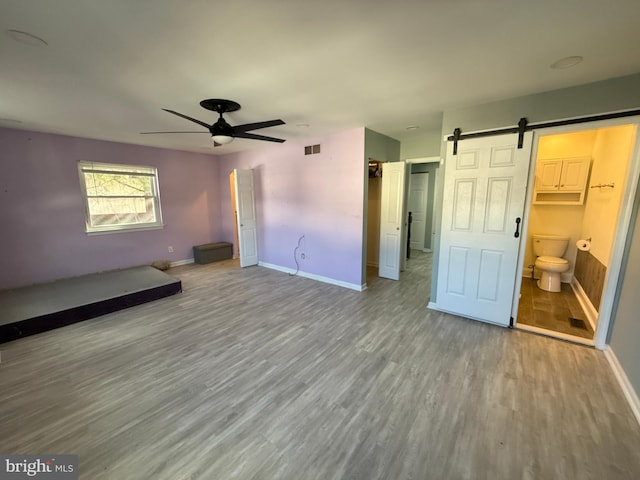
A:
211;117;234;136
147;99;286;144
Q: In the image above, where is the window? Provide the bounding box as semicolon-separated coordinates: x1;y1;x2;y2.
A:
78;161;163;233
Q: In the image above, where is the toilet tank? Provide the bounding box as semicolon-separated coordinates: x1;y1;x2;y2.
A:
532;234;569;257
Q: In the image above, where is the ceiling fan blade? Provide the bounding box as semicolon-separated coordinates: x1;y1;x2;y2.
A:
232;119;285;134
234;132;286;143
162;109;211;129
140;131;210;134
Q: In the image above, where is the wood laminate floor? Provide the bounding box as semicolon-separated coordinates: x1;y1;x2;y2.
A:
518;277;594;339
1;253;639;479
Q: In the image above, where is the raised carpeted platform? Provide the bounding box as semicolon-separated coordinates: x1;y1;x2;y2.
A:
0;266;182;343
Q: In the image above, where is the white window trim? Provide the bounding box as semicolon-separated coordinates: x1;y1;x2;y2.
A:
78;161;164;234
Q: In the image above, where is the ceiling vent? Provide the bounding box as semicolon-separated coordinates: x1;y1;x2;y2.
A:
304;144;321;155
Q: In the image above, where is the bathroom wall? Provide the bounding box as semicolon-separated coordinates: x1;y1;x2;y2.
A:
575;124;637;309
523;131;597;277
581;125;636;267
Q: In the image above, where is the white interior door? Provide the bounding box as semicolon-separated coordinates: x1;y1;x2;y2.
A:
234;169;258;267
378;161;407;280
409;172;429;250
433;132;533;326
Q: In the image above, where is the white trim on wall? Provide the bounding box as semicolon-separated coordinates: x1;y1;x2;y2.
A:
170;258;194;267
258;261;366;291
405;156;440;164
604;346;640;427
570;278;598;332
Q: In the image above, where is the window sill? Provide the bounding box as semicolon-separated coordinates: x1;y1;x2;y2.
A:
86;224;165;236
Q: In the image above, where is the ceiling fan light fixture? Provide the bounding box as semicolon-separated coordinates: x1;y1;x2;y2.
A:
212;135;234;145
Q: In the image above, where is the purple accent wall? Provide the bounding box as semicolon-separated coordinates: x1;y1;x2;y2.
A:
0;128;221;289
217;128;366;287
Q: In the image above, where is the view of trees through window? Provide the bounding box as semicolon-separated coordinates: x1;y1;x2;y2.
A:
79;162;162;232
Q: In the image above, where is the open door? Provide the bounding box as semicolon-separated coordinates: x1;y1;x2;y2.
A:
431;132;533;326
378;161;407;280
233;169;258;267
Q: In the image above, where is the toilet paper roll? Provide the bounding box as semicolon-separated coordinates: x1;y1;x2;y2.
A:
576;239;591;251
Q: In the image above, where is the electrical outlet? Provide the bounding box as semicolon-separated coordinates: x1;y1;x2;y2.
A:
168;246;174;253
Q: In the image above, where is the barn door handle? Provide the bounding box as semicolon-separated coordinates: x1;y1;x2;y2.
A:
514;217;521;238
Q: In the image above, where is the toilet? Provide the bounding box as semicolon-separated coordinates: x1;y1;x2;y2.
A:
533;234;570;292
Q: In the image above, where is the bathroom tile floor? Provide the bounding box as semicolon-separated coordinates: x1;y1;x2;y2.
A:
517;277;594;339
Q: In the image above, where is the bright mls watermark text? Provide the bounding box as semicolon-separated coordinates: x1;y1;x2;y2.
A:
0;455;77;479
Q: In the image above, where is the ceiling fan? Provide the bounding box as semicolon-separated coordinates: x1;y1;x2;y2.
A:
141;99;285;146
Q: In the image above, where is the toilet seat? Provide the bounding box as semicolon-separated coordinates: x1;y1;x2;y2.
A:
536;256;569;266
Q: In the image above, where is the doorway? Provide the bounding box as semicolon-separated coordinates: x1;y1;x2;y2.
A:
229;169;259;268
430;115;640;349
366;159;383;282
366;158;438;285
515;124;638;344
406;159;439;293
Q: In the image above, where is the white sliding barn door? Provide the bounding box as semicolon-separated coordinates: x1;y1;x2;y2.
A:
233;169;258;267
378;161;407;280
434;133;532;326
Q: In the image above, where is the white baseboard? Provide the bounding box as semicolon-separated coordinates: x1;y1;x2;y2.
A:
570;278;598;332
258;261;366;292
170;258;194;267
604;346;640;427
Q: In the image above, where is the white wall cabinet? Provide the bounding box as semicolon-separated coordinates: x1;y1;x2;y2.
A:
533;157;591;204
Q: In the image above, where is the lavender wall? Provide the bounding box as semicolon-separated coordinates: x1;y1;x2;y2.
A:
0;128;221;289
217;128;366;287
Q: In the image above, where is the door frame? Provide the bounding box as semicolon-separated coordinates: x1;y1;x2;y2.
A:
408;171;429;251
407;156;440;252
511;115;640;349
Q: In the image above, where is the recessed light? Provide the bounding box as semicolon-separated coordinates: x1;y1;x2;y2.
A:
550;56;583;69
6;29;48;47
296;123;310;128
406;125;420;131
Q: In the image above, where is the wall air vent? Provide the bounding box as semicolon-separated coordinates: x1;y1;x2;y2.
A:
304;144;321;155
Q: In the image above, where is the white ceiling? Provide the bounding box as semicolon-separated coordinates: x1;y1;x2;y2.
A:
2;0;640;155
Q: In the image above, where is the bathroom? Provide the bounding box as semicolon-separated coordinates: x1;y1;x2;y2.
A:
517;124;637;341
